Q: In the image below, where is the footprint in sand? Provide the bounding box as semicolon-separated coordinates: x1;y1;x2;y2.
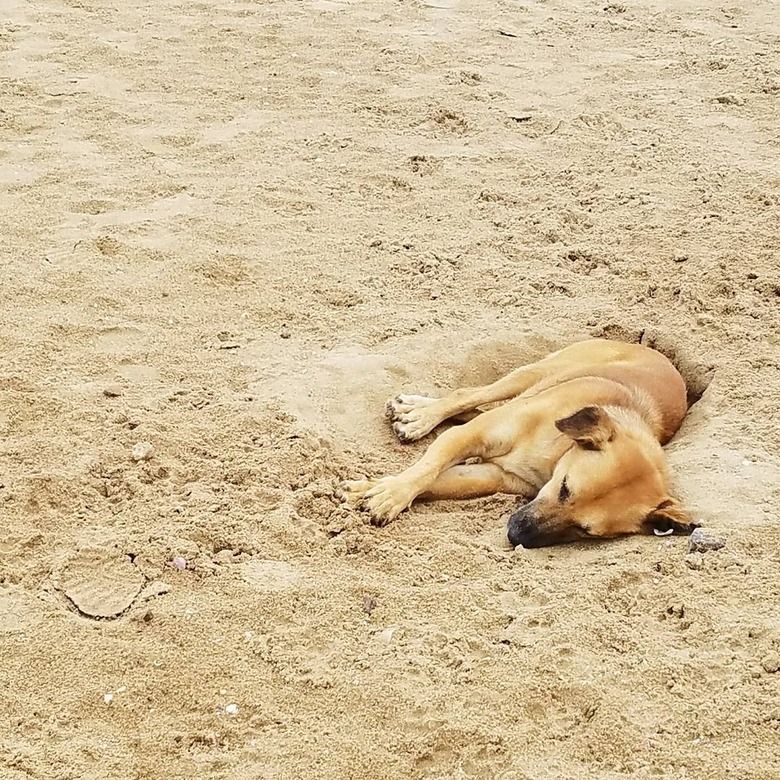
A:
58;548;145;618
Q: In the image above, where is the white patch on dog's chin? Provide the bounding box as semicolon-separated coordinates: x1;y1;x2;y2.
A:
653;527;674;537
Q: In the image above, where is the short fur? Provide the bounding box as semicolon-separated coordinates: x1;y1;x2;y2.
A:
338;339;698;547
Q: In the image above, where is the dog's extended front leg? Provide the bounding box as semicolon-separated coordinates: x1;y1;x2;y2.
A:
419;463;532;501
341;416;513;525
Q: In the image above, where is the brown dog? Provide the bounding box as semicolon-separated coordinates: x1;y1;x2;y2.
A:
339;339;698;547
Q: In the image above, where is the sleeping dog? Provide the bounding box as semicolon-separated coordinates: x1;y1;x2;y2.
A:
338;339;698;547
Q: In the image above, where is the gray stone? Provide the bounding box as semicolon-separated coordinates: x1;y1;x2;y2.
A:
687;528;726;554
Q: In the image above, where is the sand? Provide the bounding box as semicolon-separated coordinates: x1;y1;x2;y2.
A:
2;0;780;777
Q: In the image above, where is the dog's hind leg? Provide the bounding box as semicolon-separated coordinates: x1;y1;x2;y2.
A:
386;364;547;442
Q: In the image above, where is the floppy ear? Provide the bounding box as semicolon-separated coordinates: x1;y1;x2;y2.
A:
555;406;615;451
642;499;699;536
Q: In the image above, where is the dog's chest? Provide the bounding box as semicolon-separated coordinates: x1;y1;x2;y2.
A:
489;453;549;492
488;426;568;493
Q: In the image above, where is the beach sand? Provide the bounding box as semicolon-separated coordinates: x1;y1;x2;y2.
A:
1;0;779;777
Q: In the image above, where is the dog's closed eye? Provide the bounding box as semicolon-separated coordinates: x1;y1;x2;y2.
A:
558;477;571;503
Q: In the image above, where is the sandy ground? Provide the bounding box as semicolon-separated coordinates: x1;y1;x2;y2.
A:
2;0;780;777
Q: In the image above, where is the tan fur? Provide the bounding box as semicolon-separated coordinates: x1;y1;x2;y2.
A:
338;339;698;547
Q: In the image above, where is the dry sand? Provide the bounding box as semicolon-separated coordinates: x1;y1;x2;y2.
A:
2;0;780;777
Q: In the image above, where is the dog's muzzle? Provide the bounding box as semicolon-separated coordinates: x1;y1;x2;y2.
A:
507;501;579;548
507;505;545;548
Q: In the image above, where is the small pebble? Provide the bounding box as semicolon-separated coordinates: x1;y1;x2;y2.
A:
225;703;239;715
103;384;124;398
103;693;114;704
171;556;187;571
687;528;726;554
362;594;377;616
761;652;780;674
377;627;396;645
213;549;235;564
131;442;154;461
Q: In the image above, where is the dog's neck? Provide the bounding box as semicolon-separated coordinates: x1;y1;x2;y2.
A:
602;382;664;442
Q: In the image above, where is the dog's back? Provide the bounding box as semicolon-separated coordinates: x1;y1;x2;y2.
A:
532;340;687;443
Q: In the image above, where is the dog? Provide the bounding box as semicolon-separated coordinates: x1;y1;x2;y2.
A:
338;339;699;547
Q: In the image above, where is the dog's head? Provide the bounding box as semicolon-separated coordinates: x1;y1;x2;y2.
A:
507;405;698;548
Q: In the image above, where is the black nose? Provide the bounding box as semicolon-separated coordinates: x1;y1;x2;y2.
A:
507;507;535;548
507;523;525;548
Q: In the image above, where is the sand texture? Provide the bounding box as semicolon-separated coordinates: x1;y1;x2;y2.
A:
1;0;780;777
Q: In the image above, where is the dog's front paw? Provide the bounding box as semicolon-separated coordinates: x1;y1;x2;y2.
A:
335;479;376;506
385;394;440;442
337;477;415;526
362;477;417;526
